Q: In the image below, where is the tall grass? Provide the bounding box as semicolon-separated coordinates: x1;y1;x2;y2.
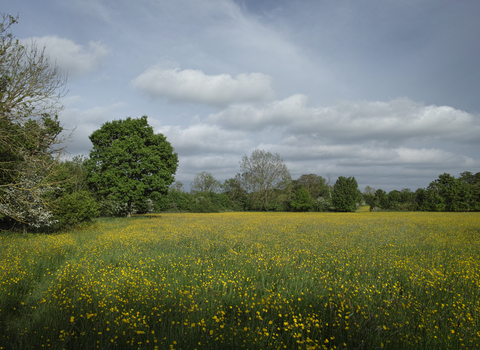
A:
1;212;479;349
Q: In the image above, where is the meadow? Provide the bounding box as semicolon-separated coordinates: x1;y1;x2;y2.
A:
0;212;479;349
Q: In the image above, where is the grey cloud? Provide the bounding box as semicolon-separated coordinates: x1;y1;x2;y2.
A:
59;102;127;156
158;123;253;156
207;96;480;144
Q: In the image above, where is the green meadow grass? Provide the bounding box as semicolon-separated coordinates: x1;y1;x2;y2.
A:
0;212;479;349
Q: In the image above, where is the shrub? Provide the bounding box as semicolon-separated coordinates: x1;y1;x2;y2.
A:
290;187;314;212
55;191;100;228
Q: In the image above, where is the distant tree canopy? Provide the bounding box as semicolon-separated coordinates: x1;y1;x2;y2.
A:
419;173;478;212
364;172;480;212
239;149;291;211
290;186;314;212
85;116;178;217
293;174;329;199
190;171;221;193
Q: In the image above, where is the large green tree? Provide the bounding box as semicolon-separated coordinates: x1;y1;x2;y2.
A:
332;176;360;212
86;116;178;217
422;173;472;212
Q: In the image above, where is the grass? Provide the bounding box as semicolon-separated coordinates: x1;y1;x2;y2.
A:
0;212;479;349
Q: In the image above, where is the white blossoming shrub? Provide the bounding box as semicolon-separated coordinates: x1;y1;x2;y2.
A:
0;174;59;228
98;197;154;217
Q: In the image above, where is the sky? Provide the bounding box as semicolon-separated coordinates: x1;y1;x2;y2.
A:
4;0;480;192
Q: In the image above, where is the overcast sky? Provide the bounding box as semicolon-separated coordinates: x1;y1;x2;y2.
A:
5;0;480;191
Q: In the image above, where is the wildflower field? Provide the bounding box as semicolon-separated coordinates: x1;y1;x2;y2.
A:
0;212;479;349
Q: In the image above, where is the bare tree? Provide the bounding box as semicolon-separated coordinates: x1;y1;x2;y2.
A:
239;149;291;210
364;185;375;195
169;181;185;192
190;171;221;193
0;13;69;228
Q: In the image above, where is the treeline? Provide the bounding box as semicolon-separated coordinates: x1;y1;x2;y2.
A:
364;172;480;212
156;173;335;213
155;171;480;214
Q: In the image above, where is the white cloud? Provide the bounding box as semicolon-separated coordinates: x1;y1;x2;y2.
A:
60;102;127;156
23;36;109;77
157;123;253;155
207;96;480;144
132;67;274;107
207;94;308;129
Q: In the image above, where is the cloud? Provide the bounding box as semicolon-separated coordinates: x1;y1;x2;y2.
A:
259;141;477;175
157;123;253;155
59;102;127;156
132;67;274;107
207;94;309;130
207;96;480;144
23;36;109;77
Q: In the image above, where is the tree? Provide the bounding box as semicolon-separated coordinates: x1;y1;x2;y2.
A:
459;171;480;210
364;186;375;195
190;171;221;193
362;186;376;209
222;175;247;210
332;176;359;212
239;149;291;211
398;188;416;211
0;13;69;228
375;189;388;209
459;171;480;186
294;174;328;199
423;173;472;212
169;181;185;192
387;190;401;210
85;116;178;217
290;186;314;212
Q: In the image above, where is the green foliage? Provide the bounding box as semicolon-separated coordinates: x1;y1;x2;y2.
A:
293;174;329;199
332;176;359;212
222;175;247;211
369;172;480;212
54;191;100;228
156;189;195;212
459;172;480;210
290;186;314;212
155;189;240;213
387;190;401;209
85;116;178;217
420;173;473;212
57;156;89;194
363;194;376;209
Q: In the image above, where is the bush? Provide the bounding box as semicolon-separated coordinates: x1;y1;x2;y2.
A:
313;196;334;212
55;191;100;228
290;187;314;212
